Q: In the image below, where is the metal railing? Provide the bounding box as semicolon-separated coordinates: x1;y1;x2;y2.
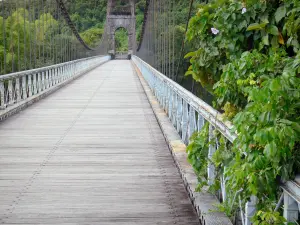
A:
0;55;110;110
132;55;300;224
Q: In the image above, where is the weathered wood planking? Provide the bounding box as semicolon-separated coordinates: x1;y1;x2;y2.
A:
0;61;200;225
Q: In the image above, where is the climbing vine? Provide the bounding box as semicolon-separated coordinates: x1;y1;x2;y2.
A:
185;0;300;224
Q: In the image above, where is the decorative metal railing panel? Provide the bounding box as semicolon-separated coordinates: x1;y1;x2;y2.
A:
0;55;110;110
132;55;300;224
132;55;236;144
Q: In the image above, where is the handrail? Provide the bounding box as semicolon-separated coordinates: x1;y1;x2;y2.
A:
0;55;110;109
132;55;300;224
0;56;104;81
132;55;237;143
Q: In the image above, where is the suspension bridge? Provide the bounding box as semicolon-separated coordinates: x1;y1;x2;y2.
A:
0;1;299;225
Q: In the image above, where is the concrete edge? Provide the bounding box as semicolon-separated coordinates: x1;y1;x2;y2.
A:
0;59;110;123
131;61;233;225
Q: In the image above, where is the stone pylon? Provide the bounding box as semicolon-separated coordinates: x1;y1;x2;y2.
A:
107;0;136;56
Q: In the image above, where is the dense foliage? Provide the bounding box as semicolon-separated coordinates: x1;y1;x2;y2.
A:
185;0;300;223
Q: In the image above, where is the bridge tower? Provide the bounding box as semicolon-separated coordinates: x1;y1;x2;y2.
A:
107;0;136;57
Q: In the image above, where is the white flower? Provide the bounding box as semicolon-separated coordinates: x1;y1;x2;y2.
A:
211;28;219;35
242;7;247;14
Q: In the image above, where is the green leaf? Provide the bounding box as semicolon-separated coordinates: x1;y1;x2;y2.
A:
291;122;300;134
268;25;279;35
185;70;195;76
269;79;281;91
264;142;276;158
184;51;196;59
262;35;269;45
275;6;286;23
271;36;279;48
247;22;268;31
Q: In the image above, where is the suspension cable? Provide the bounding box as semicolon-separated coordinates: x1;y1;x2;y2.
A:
174;0;194;82
55;0;95;51
136;0;150;52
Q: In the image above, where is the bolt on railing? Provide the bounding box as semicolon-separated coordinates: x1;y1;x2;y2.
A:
0;55;110;110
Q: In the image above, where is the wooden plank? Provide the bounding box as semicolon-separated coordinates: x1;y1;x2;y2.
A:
0;61;200;225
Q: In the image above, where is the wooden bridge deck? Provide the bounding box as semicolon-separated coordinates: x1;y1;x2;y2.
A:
0;61;200;225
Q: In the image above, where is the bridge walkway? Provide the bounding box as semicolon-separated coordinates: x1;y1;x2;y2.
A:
0;60;200;225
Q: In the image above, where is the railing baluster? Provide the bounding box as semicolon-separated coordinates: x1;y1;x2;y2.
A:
168;88;173;119
176;96;182;134
172;92;177;126
41;72;45;91
15;78;21;103
50;69;54;87
0;81;5;109
208;124;216;185
28;74;32;97
55;68;58;84
59;67;62;82
53;69;56;85
162;82;166;111
38;73;42;93
0;56;110;111
8;80;13;105
221;172;226;202
245;196;257;225
165;84;169;113
22;76;27;100
46;70;49;89
181;101;189;144
33;74;37;95
188;106;196;141
197;112;205;131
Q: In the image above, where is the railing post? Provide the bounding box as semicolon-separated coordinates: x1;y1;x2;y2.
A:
283;192;299;222
22;76;27;100
48;70;51;87
56;68;59;84
8;80;13;105
38;73;42;93
28;75;32;97
245;196;257;225
67;65;71;78
181;101;189;144
57;68;60;83
15;78;21;103
33;74;37;95
0;81;5;109
61;67;64;81
158;80;163;105
188;107;196;141
176;96;182;133
50;69;54;87
172;91;177;126
62;66;65;81
41;72;45;91
162;82;167;111
168;88;173;118
197;113;205;131
208;124;216;185
221;171;226;202
53;69;57;85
